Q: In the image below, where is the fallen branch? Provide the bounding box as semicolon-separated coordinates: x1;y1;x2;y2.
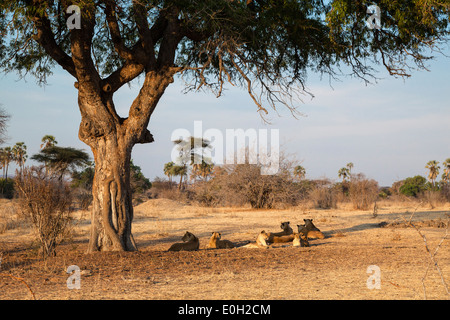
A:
0;273;36;300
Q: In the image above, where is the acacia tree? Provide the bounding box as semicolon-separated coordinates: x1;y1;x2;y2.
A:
31;145;91;180
1;1;449;252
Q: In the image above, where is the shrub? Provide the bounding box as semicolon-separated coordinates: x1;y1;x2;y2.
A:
378;187;391;199
309;185;338;209
419;190;445;209
191;162;303;209
15;167;73;258
348;173;379;210
72;187;92;210
441;184;450;202
0;178;14;199
399;175;428;197
130;160;152;195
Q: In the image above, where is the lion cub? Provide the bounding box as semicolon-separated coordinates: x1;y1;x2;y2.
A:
206;232;235;249
293;226;310;247
168;231;200;252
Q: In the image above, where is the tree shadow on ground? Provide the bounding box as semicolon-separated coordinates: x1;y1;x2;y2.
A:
324;222;382;237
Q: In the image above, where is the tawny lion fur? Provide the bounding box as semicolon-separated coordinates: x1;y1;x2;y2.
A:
298;219;325;239
241;231;270;248
267;221;294;243
168;231;199;252
206;232;235;249
293;232;310;247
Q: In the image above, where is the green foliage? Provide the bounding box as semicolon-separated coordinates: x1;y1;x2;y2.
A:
12;142;27;169
378;187;392;199
71;159;151;195
0;177;14;199
0;146;14;179
130;160;152;194
71;166;95;190
1;0;448;110
31;146;91;179
326;0;450;78
399;175;428;197
40;135;58;149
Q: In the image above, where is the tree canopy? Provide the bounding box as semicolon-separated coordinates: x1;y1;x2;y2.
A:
1;1;449;119
31;145;91;178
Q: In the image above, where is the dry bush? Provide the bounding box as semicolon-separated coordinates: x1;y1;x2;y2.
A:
0;199;24;234
308;180;338;209
147;177;178;199
71;187;92;210
441;184;450;202
157;187;190;203
15;166;74;258
348;173;379;210
419;190;445;209
191;160;303;209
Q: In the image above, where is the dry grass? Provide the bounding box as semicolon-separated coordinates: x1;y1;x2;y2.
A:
0;198;449;300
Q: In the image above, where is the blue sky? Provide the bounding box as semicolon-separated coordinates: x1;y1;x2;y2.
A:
1;50;449;187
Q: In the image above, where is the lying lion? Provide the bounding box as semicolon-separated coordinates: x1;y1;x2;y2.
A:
241;230;270;248
168;231;200;252
270;221;293;237
267;221;294;243
298;219;325;239
206;232;235;249
268;233;295;243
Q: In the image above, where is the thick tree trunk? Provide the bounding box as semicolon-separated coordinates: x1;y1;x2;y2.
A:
87;134;136;252
76;67;178;252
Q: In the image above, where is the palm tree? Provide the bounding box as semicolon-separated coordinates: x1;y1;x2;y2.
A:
346;162;354;173
12;142;27;171
200;161;214;181
191;160;214;181
338;167;350;182
172;164;188;190
293;165;306;180
426;160;440;187
40;135;58;150
164;161;175;184
172;136;212;167
0;147;14;179
172;136;212;188
441;158;450;184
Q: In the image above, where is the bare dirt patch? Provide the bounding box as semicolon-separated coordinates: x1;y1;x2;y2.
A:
1;199;449;300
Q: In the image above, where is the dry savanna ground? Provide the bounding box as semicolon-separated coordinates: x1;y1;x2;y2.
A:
0;198;449;300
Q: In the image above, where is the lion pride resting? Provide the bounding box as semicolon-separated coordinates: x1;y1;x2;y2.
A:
168;231;199;252
167;220;323;251
206;232;235;249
